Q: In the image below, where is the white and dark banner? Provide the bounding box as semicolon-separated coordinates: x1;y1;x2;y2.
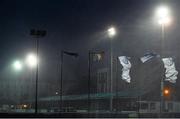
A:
162;57;178;83
140;52;159;63
118;56;132;83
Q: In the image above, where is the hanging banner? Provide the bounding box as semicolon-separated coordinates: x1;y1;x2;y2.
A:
162;58;178;83
140;52;159;63
118;56;131;83
92;52;104;62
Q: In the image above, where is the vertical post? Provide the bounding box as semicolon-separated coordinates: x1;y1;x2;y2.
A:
138;61;142;115
160;79;164;114
88;51;91;115
138;96;141;115
59;51;78;113
60;51;64;112
30;29;46;114
30;69;33;111
160;24;165;116
110;38;113;112
35;37;39;114
115;56;118;113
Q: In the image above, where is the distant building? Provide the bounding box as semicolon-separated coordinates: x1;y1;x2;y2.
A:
96;68;110;93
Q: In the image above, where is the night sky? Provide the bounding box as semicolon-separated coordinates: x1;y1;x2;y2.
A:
0;0;180;97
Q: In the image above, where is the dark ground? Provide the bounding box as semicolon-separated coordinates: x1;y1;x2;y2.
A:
0;112;180;118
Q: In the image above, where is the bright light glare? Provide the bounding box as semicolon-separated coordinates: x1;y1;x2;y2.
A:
157;7;169;18
156;6;171;25
26;53;37;68
158;17;171;25
13;60;23;71
23;104;27;108
108;27;116;37
164;89;169;95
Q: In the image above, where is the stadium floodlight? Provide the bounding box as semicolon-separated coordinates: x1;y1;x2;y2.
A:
156;6;172;25
26;53;37;68
108;27;116;38
13;60;23;71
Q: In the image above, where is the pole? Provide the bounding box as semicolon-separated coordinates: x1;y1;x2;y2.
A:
60;51;64;112
110;39;113;112
115;57;118;113
30;29;46;114
35;37;39;114
88;51;91;115
160;23;165;116
30;69;33;110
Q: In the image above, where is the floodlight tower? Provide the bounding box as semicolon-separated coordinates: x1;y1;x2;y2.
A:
30;29;47;114
156;6;172;115
107;27;116;112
